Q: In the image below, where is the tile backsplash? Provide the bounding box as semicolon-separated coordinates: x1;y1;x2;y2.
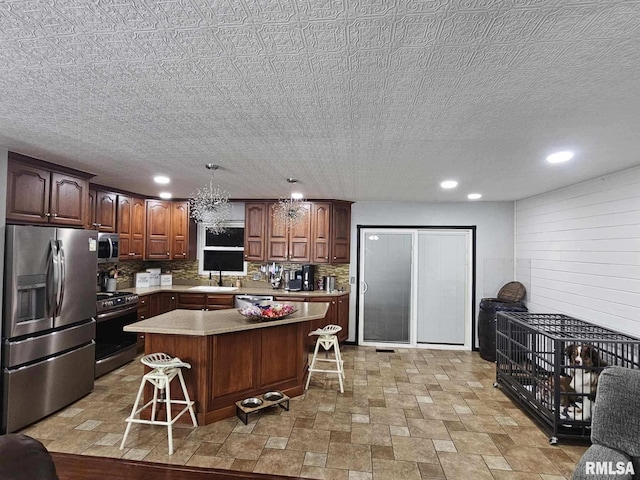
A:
99;260;350;291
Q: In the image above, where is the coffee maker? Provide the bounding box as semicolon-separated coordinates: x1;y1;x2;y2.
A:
286;270;302;291
301;264;315;291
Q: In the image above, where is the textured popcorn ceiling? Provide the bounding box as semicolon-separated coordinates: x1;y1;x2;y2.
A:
0;0;639;202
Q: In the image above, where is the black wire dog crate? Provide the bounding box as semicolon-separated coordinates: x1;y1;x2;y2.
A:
495;312;640;444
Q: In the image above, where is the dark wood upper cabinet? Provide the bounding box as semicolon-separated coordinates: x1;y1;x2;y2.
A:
288;202;311;263
331;201;351;264
266;202;311;263
6;162;51;224
131;197;146;260
266;202;288;262
244;202;267;262
145;200;172;260
118;195;145;260
250;201;350;264
50;173;88;226
171;201;190;260
92;190;117;232
6;156;90;227
145;199;193;261
118;195;132;258
311;202;331;264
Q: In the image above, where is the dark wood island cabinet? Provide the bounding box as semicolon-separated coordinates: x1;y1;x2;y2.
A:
124;302;328;425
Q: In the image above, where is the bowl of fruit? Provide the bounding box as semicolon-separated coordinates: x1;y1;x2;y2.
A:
238;303;296;321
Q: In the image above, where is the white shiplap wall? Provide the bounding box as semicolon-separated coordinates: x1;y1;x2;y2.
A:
515;165;640;337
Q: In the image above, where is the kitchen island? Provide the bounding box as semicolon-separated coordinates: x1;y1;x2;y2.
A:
124;301;328;425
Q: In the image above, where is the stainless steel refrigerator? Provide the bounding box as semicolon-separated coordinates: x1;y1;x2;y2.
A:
2;225;97;433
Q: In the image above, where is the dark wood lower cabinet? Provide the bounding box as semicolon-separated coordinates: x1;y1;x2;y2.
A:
176;293;235;310
206;294;234;310
275;294;349;345
337;294;349;342
148;292;176;317
176;293;207;310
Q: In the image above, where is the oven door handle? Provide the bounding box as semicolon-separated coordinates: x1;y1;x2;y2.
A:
96;304;138;322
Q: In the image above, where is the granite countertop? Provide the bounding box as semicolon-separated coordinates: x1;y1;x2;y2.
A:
120;285;349;298
123;301;328;336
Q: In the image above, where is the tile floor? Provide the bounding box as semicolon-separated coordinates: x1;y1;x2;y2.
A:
21;346;587;479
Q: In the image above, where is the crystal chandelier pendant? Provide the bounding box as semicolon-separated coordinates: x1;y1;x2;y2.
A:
273;178;307;228
189;164;231;234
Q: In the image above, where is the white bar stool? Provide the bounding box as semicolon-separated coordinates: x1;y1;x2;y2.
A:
305;325;345;393
120;353;198;455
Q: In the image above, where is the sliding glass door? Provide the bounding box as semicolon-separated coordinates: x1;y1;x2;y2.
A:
359;227;472;349
416;231;469;345
359;230;412;344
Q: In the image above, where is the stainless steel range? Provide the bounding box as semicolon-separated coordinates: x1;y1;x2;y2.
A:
95;291;139;378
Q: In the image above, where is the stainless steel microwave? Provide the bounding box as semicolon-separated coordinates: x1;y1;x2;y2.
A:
97;233;119;263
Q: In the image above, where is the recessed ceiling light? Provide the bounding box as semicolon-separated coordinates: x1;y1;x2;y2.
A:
467;193;482;200
159;192;172;199
440;180;458;189
546;151;574;164
154;175;170;184
291;192;304;200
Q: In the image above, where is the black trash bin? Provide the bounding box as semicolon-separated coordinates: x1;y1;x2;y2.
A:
478;299;527;362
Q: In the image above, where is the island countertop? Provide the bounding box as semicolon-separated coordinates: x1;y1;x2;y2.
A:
123;301;328;336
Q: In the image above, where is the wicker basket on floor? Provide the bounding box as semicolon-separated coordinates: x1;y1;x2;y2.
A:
496;281;526;303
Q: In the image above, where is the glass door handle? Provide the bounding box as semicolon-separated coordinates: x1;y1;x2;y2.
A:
360;280;368;294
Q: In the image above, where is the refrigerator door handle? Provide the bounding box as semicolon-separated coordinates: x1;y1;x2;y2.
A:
57;240;66;316
48;240;60;318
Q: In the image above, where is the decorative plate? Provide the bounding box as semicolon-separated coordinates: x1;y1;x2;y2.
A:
238;303;296;321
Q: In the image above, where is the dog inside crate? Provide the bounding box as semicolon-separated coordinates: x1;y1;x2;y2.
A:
538;343;613;421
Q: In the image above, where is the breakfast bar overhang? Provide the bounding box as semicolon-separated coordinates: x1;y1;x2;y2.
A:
124;302;329;425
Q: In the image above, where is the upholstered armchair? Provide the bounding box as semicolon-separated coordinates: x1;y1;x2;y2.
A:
572;367;640;480
0;433;59;480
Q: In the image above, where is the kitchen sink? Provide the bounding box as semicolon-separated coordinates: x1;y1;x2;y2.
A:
188;286;238;292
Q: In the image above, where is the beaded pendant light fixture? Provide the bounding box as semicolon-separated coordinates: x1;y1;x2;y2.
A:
189;164;231;234
272;178;307;228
